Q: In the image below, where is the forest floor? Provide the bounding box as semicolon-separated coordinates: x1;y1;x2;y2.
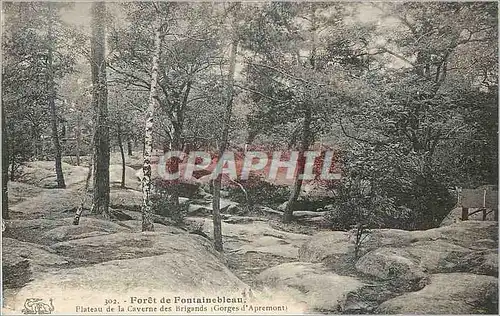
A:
2;155;498;314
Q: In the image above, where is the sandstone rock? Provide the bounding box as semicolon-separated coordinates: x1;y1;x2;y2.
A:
41;218;131;243
355;247;427;289
7;181;45;205
109;189;142;211
17;161;88;188
9;189;88;220
6;233;247;314
108;164;141;189
50;231;217;264
257;262;364;312
298;231;353;265
377;273;498;314
2;238;69;288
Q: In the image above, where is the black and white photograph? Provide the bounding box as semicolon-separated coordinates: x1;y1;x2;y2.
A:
1;0;498;314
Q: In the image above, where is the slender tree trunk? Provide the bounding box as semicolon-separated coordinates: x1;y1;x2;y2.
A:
73;157;93;225
9;156;15;182
141;16;163;232
47;3;65;189
2;104;9;219
212;36;238;252
90;1;110;216
76;112;81;166
117;125;126;188
283;107;311;223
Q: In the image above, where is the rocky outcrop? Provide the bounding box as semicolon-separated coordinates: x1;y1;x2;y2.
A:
2;238;70;288
298;231;353;267
257;262;364;312
377;273;498;314
7;232;247;313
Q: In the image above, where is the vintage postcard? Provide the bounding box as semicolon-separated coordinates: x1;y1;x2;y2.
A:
1;0;498;315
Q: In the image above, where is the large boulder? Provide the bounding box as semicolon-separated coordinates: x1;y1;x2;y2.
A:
49;231;214;264
4;218;129;245
188;217;310;255
298;231;353;266
8;189;88;220
17;161;88;188
355;247;427;290
377;273;498;314
108;164;141;189
4;233;247;314
257;262;364;312
2;238;69;288
7;182;45;205
41;218;131;244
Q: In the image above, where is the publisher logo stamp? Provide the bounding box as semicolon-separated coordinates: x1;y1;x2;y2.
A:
21;298;54;315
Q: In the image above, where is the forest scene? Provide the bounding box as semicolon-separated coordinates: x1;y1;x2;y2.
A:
1;1;498;314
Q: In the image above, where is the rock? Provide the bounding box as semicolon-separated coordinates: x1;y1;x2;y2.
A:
50;231;214;264
402;240;471;273
257;262;364;312
6;233;247;313
355;247;427;290
117;220;185;234
238;236;299;258
7;181;45;205
377;273;498;314
187;217;310;256
2;238;69;288
302;216;329;228
108;164;141;189
187;204;212;216
41;218;131;244
362;229;414;253
109;189;142;211
298;231;353;265
17;161;88;188
222;216;267;225
292;211;327;218
9;189;88;220
5;218;130;245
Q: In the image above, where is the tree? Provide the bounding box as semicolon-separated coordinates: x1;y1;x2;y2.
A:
90;1;110;217
47;2;66;188
2;2;75;183
141;6;164;232
212;3;240;252
240;2;369;222
2;103;8;219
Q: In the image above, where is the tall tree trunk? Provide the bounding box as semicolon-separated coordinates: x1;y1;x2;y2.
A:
283;107;311;223
117;125;126;188
90;1;110;217
212;37;238;252
141;15;163;232
47;3;65;189
2;104;9;219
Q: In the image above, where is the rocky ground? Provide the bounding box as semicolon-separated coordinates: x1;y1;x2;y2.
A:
2;156;498;314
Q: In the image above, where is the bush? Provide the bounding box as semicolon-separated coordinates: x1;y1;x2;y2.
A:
151;179;188;224
227;174;290;209
326;144;454;231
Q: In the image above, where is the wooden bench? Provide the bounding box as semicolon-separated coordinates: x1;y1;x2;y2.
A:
457;188;498;221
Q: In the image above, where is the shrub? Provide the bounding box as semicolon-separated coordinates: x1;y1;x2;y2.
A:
151;179;188;224
227;174;290;209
